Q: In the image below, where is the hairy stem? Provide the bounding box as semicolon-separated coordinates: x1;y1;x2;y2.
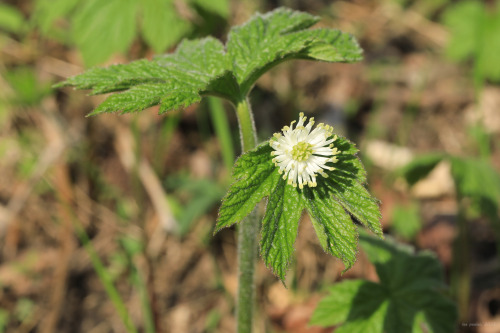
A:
236;98;257;152
235;98;258;333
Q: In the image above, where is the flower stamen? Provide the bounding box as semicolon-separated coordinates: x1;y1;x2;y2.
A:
270;113;339;189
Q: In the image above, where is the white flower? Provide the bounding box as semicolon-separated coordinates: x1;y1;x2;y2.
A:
270;113;340;189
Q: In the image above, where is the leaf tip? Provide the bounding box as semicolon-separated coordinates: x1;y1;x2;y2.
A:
52;81;68;89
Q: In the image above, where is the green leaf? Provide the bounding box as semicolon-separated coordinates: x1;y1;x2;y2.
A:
475;10;500;82
217;133;381;282
227;8;363;94
313;281;388;333
327;179;382;237
72;0;139;67
141;0;191;53
443;1;482;62
450;157;500;207
310;280;369;326
304;187;358;270
260;177;303;281
0;3;26;34
216;143;278;231
451;157;500;200
58;7;363;114
190;0;230;18
32;0;79;36
58;37;235;114
311;232;457;333
56;59;170;94
298;28;363;63
391;203;422;240
359;232;445;291
399;153;444;186
3;67;52;106
443;1;500;82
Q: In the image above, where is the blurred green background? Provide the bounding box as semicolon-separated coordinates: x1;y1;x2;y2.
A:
0;0;499;332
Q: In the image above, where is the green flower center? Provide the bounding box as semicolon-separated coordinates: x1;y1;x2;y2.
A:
291;141;313;161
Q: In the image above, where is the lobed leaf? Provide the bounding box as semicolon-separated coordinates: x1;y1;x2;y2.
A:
328;179;382;237
227;8;363;94
309;279;368;326
216;143;278;232
297;28;363;63
311;232;458;333
304;187;358;271
59;37;236;114
260;179;303;281
216;134;381;282
59;7;363;114
325;136;382;236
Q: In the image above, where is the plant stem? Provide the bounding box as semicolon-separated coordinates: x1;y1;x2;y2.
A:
234;98;258;333
236;98;257;152
208;97;235;172
451;198;470;322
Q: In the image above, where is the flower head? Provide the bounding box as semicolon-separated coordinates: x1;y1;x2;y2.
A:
270;113;340;189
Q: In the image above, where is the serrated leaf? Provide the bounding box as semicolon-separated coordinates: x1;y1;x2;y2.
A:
304;187;358;270
322;136;382;237
57;59;170;93
59;7;363;114
141;0;191;53
329;178;382;236
59;37;236;114
227;7;363;94
260;177;303;281
216;131;381;282
72;0;139;67
216;143;278;231
334;136;366;183
297;28;363;63
92;84;173;114
311;232;457;333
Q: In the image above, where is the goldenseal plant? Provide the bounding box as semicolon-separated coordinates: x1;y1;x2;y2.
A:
57;7;382;332
216;114;382;282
